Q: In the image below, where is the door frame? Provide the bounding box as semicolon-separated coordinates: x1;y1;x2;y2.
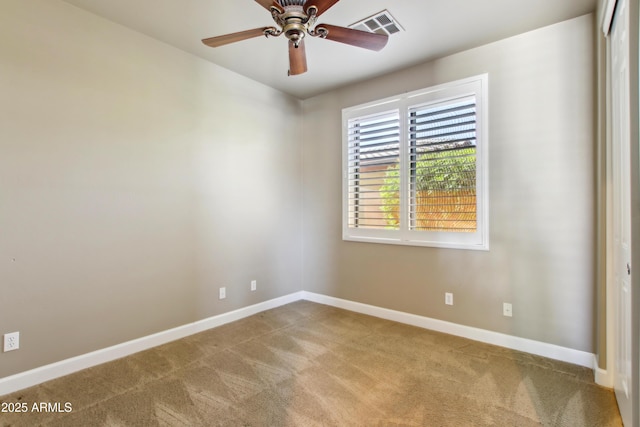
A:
601;0;640;425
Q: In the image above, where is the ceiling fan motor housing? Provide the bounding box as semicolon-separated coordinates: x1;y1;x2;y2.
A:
273;2;316;48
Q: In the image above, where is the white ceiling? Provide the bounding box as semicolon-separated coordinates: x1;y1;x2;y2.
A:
61;0;597;99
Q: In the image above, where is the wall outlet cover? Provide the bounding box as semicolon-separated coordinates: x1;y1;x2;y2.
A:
503;303;513;317
4;332;19;352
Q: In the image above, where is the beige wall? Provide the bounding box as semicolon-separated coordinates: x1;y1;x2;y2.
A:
0;1;600;381
302;14;596;352
0;0;303;378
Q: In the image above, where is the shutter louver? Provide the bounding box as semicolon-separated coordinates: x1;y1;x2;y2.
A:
347;110;400;229
408;98;477;232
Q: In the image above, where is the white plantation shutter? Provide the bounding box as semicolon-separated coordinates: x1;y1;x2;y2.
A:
408;97;477;232
342;74;488;250
346;110;400;230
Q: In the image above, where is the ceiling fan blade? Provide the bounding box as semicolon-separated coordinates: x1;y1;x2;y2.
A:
288;39;308;76
202;27;271;48
255;0;282;12
305;0;340;17
316;24;388;51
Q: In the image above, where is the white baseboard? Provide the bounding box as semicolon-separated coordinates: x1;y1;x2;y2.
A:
0;291;303;396
301;291;598;371
593;355;614;388
0;290;606;396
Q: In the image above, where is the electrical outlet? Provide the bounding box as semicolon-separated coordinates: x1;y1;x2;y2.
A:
4;332;19;352
445;293;453;306
219;287;226;300
251;280;257;291
503;303;513;317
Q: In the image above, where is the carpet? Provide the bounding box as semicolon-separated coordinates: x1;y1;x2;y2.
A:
0;301;622;426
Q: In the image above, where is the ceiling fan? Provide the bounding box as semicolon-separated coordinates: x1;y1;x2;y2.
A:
201;0;389;76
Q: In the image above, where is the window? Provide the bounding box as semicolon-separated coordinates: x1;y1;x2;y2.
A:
342;74;488;250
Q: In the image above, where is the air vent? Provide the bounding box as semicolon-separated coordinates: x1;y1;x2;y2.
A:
349;10;404;36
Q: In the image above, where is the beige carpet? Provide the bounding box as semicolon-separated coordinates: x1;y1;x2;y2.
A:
0;301;622;426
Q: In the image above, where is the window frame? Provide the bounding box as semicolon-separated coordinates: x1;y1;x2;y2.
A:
342;74;489;250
